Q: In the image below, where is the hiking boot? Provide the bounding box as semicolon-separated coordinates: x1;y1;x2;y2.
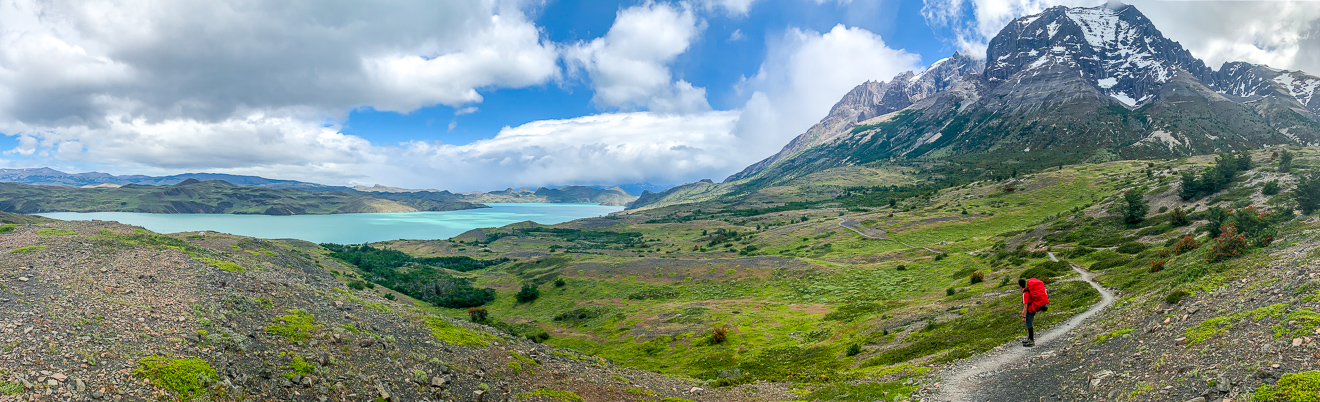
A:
1022;340;1035;347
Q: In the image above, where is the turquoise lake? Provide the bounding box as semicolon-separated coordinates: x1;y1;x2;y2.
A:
38;203;624;244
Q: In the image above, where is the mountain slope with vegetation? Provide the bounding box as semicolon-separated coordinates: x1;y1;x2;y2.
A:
0;179;485;215
329;146;1320;401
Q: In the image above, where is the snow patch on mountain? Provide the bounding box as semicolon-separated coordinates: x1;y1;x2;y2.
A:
1110;92;1138;107
1097;78;1118;88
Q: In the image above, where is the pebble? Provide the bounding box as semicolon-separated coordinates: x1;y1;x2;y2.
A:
17;277;29;282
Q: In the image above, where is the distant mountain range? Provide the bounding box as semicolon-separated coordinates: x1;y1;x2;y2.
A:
725;3;1319;186
0;167;337;190
0;167;640;209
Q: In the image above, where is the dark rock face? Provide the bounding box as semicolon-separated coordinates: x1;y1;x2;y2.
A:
726;52;984;182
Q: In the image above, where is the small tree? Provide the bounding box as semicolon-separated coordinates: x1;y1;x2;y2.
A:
1295;173;1320;215
1279;150;1295;173
515;284;540;303
1206;207;1228;239
1169;206;1190;227
553;277;566;287
1123;188;1149;224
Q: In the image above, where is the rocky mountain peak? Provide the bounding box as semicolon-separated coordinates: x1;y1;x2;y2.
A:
985;3;1210;108
1214;61;1320;116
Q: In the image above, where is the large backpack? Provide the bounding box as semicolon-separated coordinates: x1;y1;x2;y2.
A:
1026;278;1049;312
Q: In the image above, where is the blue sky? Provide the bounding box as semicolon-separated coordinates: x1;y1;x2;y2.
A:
1;0;1317;192
343;0;956;148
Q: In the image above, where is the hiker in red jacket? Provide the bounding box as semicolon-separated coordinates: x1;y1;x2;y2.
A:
1019;278;1049;347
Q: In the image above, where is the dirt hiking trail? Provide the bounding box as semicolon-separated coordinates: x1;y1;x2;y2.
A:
921;252;1116;402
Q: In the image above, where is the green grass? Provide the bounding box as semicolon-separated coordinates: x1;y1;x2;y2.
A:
201;257;247;273
1093;329;1134;345
518;389;584;401
805;381;917;402
0;381;23;395
425;317;493;347
9;245;45;254
1253;370;1320;402
1185;304;1288;344
132;356;217;400
264;310;321;343
36;228;76;236
0;224;14;233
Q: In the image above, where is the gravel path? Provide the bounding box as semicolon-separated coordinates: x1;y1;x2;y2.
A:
837;217;941;252
922;252;1116;402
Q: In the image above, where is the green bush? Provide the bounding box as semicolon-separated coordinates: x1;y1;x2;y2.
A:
1123;188;1149;224
0;224;14;233
515;284;540;303
36;228;76;236
845;343;862;357
1115;242;1147;254
264;310;320;343
1262;180;1281;196
946;288;956;296
1297;173;1320;215
969;272;984;284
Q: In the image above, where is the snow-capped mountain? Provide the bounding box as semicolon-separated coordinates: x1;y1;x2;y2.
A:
725;3;1319;186
985;4;1210;108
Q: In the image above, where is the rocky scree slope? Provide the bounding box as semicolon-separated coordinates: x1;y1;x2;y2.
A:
0;218;774;401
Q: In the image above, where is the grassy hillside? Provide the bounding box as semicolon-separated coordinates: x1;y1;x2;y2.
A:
0;179;485;215
322;146;1320;400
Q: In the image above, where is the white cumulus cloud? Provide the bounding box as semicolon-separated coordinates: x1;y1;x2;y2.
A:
566;3;713;114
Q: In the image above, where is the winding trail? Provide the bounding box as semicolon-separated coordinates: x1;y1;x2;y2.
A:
922;252;1116;402
837;217;941;253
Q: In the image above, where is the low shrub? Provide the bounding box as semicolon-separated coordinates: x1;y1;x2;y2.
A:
1116;242;1147;254
1166;289;1189;304
946;288;957;296
132;356;217;399
1207;226;1249;262
467;308;489;323
969;272;985;284
1169;206;1191;227
1149;259;1168;273
1262;180;1281;196
709;327;728;345
1173;236;1200;255
1253;370;1320;402
845;343;861;357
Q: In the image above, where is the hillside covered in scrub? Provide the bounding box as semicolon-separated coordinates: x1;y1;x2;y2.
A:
314;147;1320;401
5;146;1320;401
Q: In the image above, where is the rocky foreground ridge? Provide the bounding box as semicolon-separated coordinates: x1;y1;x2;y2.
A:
0;214;784;401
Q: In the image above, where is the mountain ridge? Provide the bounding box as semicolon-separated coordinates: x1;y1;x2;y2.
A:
721;3;1320;193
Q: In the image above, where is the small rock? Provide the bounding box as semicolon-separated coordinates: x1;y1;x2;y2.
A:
75;379;85;392
1293;338;1304;347
51;373;66;381
430;376;448;388
375;383;392;401
1176;337;1188;345
689;387;704;394
301;376;312;387
17;277;29;282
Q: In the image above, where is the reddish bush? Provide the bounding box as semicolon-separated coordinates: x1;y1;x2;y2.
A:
1149;258;1168;273
1172;236;1200;255
710;327;728;345
467;308;489;323
969;272;985;284
1207;226;1248;262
